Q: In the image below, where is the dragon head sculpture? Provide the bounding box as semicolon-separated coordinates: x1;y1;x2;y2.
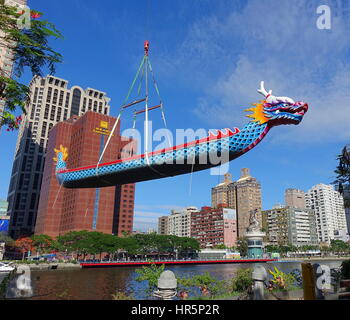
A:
245;81;308;127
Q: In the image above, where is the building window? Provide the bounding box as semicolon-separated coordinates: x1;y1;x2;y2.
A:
33;173;40;189
71;88;81;116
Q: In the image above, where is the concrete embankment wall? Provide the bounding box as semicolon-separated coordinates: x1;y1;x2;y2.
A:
20;263;82;271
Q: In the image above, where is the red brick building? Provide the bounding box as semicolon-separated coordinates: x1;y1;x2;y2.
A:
35;111;136;237
191;206;237;249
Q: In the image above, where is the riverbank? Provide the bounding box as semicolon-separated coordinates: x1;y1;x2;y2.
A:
1;259;346;300
80;258;277;268
14;262;81;271
279;256;350;262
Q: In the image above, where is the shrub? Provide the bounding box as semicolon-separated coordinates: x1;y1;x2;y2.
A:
268;266;296;291
112;291;134;300
135;264;165;291
231;268;253;292
178;272;229;297
341;259;350;279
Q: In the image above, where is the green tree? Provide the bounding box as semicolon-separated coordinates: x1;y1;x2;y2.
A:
31;234;54;255
265;245;281;253
340;259;350;279
213;244;227;250
135;263;165;291
231;268;253;292
102;234;122;261
180;237;200;256
0;232;14;245
119;236;140;259
0;3;62;130
14;236;33;260
56;230;91;260
84;231;116;261
237;237;248;257
330;240;350;256
333;145;350;208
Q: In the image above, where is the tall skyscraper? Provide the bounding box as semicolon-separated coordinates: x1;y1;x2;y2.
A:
211;173;235;209
235;168;262;238
262;205;318;246
0;0;27;114
305;183;348;244
35;111;135;237
285;188;306;209
7;75;111;238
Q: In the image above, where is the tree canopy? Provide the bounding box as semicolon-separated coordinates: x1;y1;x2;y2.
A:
29;231;201;261
0;3;62;130
333;145;350;208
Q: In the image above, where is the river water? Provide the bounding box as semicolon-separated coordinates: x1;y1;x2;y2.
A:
27;259;344;300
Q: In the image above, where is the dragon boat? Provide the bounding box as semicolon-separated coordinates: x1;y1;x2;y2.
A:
54;42;308;189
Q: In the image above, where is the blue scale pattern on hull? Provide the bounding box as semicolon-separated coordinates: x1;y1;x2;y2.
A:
57;122;268;188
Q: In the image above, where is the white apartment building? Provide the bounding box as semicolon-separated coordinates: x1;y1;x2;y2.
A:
305;183;348;244
161;206;198;238
7;75;111;238
262;206;318;246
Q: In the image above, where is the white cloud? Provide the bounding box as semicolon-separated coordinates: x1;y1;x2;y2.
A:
163;0;350;143
132;210;168;232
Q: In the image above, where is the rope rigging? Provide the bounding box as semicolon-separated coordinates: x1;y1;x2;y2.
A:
95;41;171;175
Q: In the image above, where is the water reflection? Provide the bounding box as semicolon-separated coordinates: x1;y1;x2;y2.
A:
28;260;344;300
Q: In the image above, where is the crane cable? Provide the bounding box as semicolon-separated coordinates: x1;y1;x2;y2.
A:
96;55;146;174
95;41;172;178
147;58;172;148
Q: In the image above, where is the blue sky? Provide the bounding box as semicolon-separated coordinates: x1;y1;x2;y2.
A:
0;0;349;231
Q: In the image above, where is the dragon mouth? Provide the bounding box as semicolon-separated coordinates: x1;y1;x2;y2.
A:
265;102;308;126
292;103;308;116
268;102;308;116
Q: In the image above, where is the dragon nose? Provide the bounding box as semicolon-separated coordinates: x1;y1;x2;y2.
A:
302;103;308;112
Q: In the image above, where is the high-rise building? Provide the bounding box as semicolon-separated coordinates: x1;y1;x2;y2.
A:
0;199;8;216
305;183;348;244
262;205;318;246
235;168;262;238
0;0;27;114
285;188;306;209
35;111;136;237
191;206;237;248
158;216;168;235
166;207;198;238
211;173;235;209
7;75;111;238
0;199;9;235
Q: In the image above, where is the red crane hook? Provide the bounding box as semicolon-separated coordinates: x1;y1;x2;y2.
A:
144;40;149;56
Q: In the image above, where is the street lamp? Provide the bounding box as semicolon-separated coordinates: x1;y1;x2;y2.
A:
153;270;177;300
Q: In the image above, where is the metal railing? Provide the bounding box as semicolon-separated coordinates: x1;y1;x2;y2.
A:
78;257;273;264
